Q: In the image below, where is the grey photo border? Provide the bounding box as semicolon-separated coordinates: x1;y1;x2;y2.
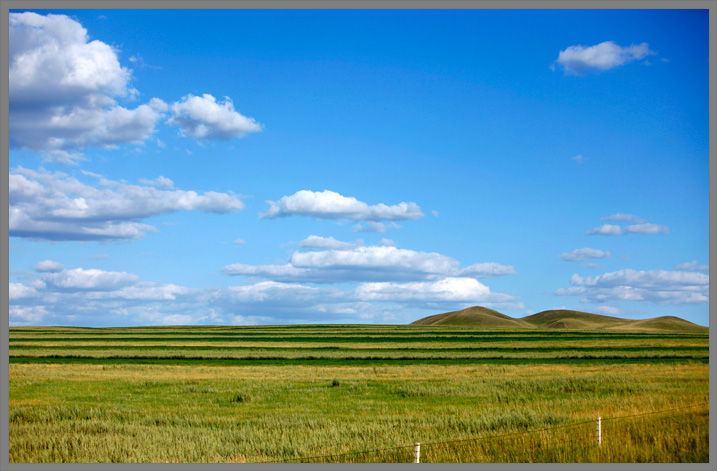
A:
0;0;714;470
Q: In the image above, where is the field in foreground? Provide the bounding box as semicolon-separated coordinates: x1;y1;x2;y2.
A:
9;325;709;463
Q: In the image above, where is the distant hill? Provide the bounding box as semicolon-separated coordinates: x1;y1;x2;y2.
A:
410;307;708;332
411;306;531;328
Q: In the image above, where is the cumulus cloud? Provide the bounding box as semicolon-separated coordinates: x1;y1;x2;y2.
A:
298;235;361;250
10;258;520;326
167;94;262;140
624;223;669;234
353;277;519;310
291;246;457;274
352;221;402;233
9;12;165;163
555;269;709;305
34;260;64;272
43;268;141;290
224;242;516;284
85;282;192;301
458;262;517;278
587;224;624;236
139;176;174;189
674;261;709;272
223;264;310;279
9;167;244;241
260;190;423;225
9;283;39;299
354;277;490;302
8;263;344;326
9;306;49;326
559;248;611;262
587;216;668;236
225;281;322;303
554;41;656;75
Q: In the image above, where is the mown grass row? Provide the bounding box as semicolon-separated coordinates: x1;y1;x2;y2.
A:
8;348;709;361
10;344;708;352
9;356;709;367
8;334;707;343
14;325;707;333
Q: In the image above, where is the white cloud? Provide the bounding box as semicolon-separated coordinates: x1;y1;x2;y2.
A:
225;281;322;303
624;223;669;234
9;306;49;326
556;269;709;305
168;93;262;140
353;277;517;308
223;264;310;279
10;260;519;326
559;248;611;262
379;238;396;247
9;283;39;299
224;243;516;284
9;12;165;163
233;238;246;245
570;269;707;289
352;221;402;233
9;167;244;241
572;154;588;163
34;260;65;272
587;224;624;236
588;216;668;236
458;262;516;278
43;268;140;290
674;261;709;272
355;277;489;302
291;246;457;274
9;12;129;107
260;190;423;224
555;41;656;75
139;176;174;189
298;235;361;250
86;282;192;300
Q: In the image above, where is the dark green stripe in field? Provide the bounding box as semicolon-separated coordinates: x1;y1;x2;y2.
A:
8;356;709;366
9;330;707;337
8;345;709;353
8;335;707;343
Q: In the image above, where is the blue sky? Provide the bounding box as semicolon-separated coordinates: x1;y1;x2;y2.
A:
8;8;710;327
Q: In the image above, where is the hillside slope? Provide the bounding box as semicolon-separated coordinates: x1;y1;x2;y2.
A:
411;307;708;332
410;306;533;328
521;309;628;330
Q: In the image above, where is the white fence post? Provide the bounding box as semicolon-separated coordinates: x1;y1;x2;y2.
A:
414;442;421;463
596;417;602;447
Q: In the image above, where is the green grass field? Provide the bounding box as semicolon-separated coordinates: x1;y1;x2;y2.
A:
8;325;709;463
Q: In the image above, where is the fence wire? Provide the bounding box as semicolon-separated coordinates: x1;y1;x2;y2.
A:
257;401;709;463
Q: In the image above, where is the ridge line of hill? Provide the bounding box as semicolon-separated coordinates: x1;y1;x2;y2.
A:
410;306;707;332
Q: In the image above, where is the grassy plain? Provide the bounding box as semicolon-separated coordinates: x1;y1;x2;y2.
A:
8;325;709;463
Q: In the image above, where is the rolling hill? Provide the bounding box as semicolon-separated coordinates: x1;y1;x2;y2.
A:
410;306;531;328
410;306;708;332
